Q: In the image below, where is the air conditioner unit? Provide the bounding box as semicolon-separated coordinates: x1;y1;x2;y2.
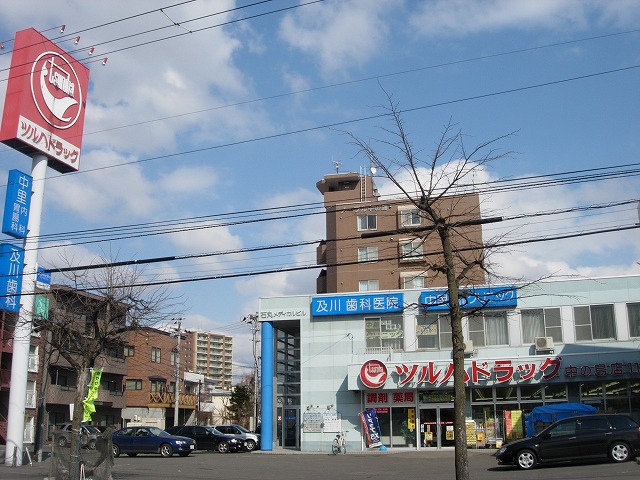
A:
535;336;554;350
463;340;474;354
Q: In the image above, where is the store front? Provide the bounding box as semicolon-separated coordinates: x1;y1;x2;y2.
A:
420;406;455;448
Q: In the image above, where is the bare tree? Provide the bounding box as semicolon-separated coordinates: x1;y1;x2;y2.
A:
34;257;182;476
346;94;514;480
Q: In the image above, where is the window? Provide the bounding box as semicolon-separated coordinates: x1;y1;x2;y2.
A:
151;347;161;363
365;316;404;350
402;273;424;289
357;214;377;231
399;208;421;227
125;379;142;390
150;380;165;393
400;239;423;261
416;314;452;350
628;303;640;337
521;308;563;344
468;311;508;347
359;279;379;292
548;419;576;438
417;314;439;349
124;346;135;357
170;350;177;366
358;246;378;263
101;379;117;392
574;304;616;341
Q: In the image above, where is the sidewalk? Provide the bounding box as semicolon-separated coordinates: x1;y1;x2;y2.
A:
0;445;51;479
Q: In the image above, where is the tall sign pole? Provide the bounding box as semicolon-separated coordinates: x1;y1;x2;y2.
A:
0;28;90;467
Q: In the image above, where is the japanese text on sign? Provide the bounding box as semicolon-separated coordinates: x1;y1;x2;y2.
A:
312;293;403;316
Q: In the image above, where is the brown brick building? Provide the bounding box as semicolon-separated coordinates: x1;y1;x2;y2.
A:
122;327;198;427
316;172;486;294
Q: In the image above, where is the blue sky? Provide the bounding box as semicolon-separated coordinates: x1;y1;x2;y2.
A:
1;1;639;378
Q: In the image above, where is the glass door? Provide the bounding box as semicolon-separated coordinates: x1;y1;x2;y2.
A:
283;407;299;448
420;406;455;449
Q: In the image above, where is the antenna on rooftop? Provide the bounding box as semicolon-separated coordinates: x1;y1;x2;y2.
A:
333;160;341;173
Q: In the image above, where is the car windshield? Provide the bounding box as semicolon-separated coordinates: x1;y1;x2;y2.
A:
148;427;171;437
235;425;250;433
84;426;100;434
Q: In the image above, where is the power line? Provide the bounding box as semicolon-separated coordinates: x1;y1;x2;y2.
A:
17;163;639;255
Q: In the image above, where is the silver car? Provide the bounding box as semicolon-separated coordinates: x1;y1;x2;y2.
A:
56;423;101;449
215;424;260;451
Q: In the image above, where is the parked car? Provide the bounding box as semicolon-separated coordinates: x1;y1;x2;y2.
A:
165;425;245;453
111;426;196;457
214;424;260;451
55;423;101;450
496;414;640;470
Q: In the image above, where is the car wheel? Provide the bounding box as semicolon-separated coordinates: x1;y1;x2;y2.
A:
87;439;96;450
516;449;537;470
217;442;230;453
160;443;174;457
58;436;68;448
112;444;121;458
245;439;256;451
609;442;630;462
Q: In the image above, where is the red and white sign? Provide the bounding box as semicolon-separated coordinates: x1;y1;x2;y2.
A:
360;359;388;389
0;28;90;173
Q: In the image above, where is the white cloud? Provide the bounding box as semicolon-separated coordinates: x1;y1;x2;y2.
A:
409;0;640;38
279;0;401;77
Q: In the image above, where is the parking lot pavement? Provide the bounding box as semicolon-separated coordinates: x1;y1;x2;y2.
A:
1;447;638;480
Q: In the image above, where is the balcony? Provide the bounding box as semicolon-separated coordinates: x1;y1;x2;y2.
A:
148;392;197;410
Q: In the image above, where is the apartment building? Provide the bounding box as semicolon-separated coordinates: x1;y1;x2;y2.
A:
187;330;233;389
122;327;199;427
315;172;485;294
39;286;129;438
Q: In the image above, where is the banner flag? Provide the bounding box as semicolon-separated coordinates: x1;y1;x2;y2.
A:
82;368;102;422
359;408;383;448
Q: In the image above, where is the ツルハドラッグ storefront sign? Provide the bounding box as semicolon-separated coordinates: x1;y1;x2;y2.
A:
0;28;90;172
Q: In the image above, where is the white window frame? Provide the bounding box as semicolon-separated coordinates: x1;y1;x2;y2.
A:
574;304;616;341
365;316;404;351
357;214;377;231
399;208;421;227
628;303;640;338
358;246;378;263
400;238;424;261
468;311;509;347
359;279;379;292
151;347;161;363
521;308;563;344
402;272;425;289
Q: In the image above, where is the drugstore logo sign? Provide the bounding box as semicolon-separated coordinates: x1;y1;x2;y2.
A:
360;360;388;389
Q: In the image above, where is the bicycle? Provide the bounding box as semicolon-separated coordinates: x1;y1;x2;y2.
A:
332;431;346;454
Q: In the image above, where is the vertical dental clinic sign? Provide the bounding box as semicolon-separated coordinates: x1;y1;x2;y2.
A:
0;28;90;172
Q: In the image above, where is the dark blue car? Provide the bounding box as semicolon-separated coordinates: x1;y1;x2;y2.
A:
112;426;196;458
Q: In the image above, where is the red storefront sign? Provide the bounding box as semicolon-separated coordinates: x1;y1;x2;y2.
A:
0;28;90;172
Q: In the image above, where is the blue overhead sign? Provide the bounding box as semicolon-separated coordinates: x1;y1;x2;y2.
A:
312;292;403;317
0;243;25;313
2;169;32;239
420;286;517;311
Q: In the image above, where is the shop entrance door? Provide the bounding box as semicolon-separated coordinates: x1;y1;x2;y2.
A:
420;406;455;449
283;407;299;448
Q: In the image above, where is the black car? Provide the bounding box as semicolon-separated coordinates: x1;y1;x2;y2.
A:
112;426;196;457
165;425;245;453
496;414;640;470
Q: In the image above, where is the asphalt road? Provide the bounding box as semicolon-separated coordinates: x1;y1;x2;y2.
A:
1;448;639;480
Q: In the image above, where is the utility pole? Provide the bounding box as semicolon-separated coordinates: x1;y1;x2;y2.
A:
243;314;260;430
173;318;182;427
